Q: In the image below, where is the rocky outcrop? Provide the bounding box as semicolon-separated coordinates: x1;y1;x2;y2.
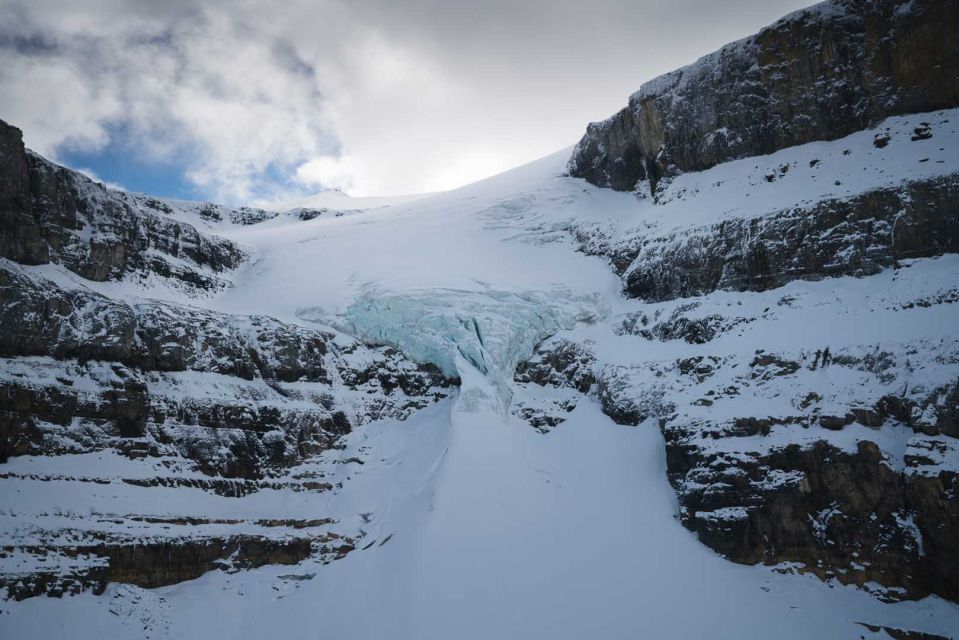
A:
0;121;42;264
568;0;959;193
0;119;245;294
0;259;137;363
672;437;958;602
612;175;959;301
0;260;452;476
560;26;959;595
615;302;753;344
514;339;595;394
119;194;279;227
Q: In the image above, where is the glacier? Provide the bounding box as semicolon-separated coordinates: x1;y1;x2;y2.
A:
331;286;606;413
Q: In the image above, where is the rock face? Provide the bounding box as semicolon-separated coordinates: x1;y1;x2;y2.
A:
676;439;958;602
617;175;959;301
3;535;327;601
525;296;959;602
0;259;451;475
546;0;959;604
568;0;959;193
0;121;40;264
0;120;245;294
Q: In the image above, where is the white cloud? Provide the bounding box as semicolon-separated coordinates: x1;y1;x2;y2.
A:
0;0;810;204
295;155;358;193
0;0;341;203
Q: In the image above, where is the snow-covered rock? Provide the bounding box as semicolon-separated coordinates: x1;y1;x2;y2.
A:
568;0;959;194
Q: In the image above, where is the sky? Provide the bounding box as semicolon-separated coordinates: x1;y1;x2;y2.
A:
0;0;809;206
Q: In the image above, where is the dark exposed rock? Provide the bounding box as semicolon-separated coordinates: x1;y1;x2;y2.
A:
818;413;855;430
91;536;314;590
873;132;891;148
339;347;450;399
872;380;959;438
292;207;358;221
0;260;137;363
133;302;333;383
595;365;673;427
617;308;751;344
851;408;884;428
513;400;576;434
855;623;950;640
568;0;959;194
925;379;959;438
0;121;45;264
911;124;934;142
0;534;334;600
669;437;959;602
749;353;801;380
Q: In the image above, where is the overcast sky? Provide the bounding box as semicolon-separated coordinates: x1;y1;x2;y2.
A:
0;0;808;205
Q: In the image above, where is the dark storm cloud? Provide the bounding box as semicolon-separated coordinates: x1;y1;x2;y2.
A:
0;0;810;202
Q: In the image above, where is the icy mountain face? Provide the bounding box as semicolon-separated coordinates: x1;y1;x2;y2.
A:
0;256;453;597
0;260;451;471
1;0;959;636
523;255;959;600
568;0;959;194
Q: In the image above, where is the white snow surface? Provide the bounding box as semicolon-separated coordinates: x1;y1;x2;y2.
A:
3;109;959;638
4;398;958;639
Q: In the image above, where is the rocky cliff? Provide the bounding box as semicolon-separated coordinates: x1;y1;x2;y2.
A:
0;120;257;294
549;0;959;605
568;0;959;194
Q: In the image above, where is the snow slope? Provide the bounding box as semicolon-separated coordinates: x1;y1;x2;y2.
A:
5;397;958;639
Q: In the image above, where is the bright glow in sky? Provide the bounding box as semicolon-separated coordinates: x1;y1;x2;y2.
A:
0;0;808;205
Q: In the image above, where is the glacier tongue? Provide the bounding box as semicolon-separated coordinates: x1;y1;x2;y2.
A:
331;287;606;414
